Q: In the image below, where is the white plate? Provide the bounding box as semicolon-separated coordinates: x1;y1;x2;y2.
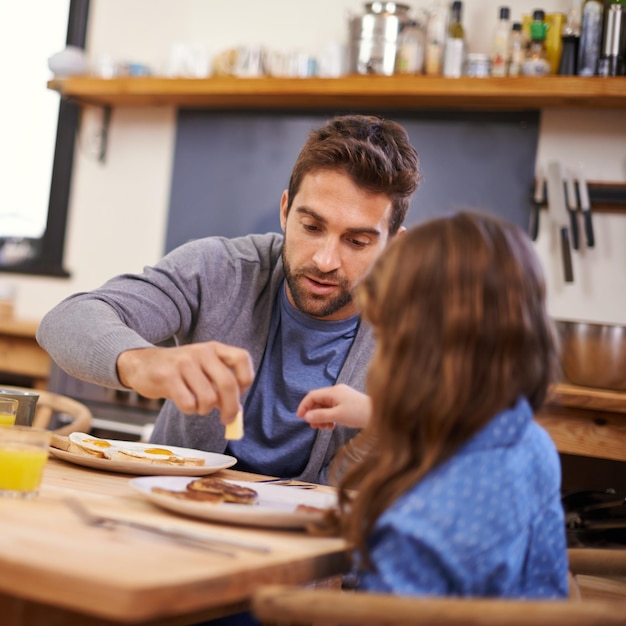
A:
49;441;237;476
130;475;338;529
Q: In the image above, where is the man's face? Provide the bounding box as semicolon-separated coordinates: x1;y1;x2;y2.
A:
280;169;394;321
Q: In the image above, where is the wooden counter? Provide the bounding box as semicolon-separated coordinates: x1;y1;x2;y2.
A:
0;318;49;389
537;383;626;462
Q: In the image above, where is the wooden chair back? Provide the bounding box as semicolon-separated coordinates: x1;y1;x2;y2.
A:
32;389;93;436
252;550;626;624
2;385;92;436
252;584;626;626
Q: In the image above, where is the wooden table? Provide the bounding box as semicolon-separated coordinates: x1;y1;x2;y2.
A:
0;318;49;390
0;458;349;625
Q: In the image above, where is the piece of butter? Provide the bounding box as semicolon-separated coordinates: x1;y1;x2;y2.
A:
224;409;244;440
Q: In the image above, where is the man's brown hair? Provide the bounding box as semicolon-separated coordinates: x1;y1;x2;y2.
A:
287;115;421;236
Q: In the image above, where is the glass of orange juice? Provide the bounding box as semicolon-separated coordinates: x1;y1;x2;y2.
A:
0;398;18;426
0;426;51;499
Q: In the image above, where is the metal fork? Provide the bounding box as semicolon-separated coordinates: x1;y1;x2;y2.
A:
63;498;271;555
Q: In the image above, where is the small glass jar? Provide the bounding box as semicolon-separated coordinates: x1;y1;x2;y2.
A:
465;53;491;77
395;20;426;74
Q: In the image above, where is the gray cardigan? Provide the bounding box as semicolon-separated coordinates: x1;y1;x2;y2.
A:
37;233;375;483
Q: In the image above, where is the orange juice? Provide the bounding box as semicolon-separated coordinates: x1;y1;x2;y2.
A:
0;412;16;426
0;445;48;492
0;398;18;427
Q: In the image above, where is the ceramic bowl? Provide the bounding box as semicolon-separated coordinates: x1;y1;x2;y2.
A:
48;46;88;77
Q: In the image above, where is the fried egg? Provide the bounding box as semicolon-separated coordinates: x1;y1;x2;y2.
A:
67;433;196;465
115;446;184;462
68;432;118;456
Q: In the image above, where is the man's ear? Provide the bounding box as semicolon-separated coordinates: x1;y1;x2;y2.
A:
395;226;407;238
279;190;289;232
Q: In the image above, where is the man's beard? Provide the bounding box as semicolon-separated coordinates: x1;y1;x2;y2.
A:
282;246;353;319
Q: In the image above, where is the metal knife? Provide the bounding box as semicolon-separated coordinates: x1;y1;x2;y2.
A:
546;161;574;283
529;169;544;241
64;498;271;555
564;170;580;250
577;169;595;248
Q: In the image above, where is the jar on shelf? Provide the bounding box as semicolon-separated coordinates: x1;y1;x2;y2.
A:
466;52;491;77
395;19;426;74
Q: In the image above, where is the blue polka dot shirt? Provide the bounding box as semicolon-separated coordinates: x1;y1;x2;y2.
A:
357;397;569;599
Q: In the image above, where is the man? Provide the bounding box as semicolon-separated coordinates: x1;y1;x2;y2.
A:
37;114;420;484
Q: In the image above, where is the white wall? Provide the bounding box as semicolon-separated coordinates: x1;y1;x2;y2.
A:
536;109;626;324
7;0;626;326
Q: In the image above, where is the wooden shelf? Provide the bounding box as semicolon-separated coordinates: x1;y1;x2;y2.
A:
47;75;626;111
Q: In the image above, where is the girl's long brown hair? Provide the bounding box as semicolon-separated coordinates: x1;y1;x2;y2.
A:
335;211;559;568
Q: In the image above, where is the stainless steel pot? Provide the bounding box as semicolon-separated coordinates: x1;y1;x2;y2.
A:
349;2;411;75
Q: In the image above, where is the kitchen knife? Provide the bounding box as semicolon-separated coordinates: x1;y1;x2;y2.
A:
577;169;595;248
546;161;574;283
564;170;580;250
529;169;543;241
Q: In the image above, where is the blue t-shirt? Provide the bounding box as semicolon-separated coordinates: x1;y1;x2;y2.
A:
357;397;569;599
226;282;359;477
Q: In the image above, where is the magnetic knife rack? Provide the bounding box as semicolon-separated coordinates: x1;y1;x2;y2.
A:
534;181;626;214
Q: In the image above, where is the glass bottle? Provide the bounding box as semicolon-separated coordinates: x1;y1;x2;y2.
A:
578;0;605;75
443;1;466;77
424;0;448;75
598;1;626;76
558;1;581;74
491;6;511;76
522;10;551;76
508;22;526;76
544;12;566;73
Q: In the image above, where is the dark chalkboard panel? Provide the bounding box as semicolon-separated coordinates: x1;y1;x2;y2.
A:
165;109;539;252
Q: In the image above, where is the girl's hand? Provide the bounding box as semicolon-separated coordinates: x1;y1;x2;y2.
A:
296;384;372;430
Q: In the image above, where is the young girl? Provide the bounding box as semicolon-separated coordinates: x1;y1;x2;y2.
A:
298;211;569;598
